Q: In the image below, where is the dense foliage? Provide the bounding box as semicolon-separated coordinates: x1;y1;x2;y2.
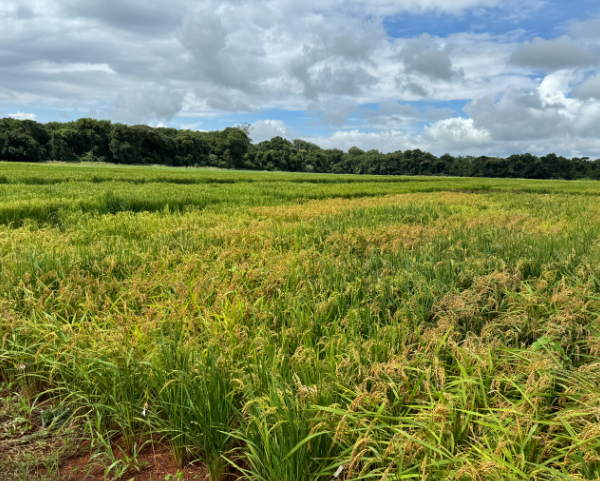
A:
2;117;600;179
2;165;600;480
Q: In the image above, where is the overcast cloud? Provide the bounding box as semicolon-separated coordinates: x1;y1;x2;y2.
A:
1;0;600;156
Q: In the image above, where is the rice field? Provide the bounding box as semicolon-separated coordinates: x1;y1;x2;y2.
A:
2;162;600;480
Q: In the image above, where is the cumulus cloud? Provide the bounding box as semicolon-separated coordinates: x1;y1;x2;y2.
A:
397;34;464;82
304;119;493;156
112;85;186;124
423;71;600;155
0;0;537;119
304;69;600;157
362;101;454;129
59;0;188;34
36;62;116;75
306;129;412;153
573;74;600;100
2;0;600;157
465;89;566;141
423;118;490;148
250;120;298;142
314;100;360;127
8;111;37;120
510;36;598;71
568;16;600;41
463;71;600;142
303;122;490;155
331;0;535;16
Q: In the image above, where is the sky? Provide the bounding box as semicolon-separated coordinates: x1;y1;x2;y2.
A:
1;0;600;157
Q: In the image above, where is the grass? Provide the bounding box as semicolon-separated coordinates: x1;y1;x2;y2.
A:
1;162;600;480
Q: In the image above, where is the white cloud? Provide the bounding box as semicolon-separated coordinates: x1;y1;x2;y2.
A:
363;101;454;129
36;62;116;74
568;16;600;41
303;68;600;157
320;0;537;16
306;129;412;153
510;36;598;71
250;120;297;142
112;85;185;124
464;70;600;142
2;0;600;158
424;118;490;148
396;34;464;82
8;111;37;121
303;120;494;156
0;0;543;119
147;122;168;128
180;121;204;131
573;74;600;100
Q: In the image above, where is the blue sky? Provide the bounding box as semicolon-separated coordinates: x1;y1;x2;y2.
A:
1;0;600;157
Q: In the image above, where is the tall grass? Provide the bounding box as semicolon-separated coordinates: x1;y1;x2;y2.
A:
151;323;237;479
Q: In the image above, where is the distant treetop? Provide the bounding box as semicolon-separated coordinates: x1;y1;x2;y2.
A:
1;117;599;180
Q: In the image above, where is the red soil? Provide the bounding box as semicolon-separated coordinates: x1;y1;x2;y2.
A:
60;443;209;481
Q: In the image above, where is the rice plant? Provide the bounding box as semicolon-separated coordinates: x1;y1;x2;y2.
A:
1;162;600;480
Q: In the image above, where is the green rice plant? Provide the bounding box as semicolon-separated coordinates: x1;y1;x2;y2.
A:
187;350;239;480
151;323;238;480
88;352;151;454
84;411;150;480
228;377;336;481
151;324;196;468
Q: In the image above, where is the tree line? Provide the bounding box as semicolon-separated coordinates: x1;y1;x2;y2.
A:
2;117;599;179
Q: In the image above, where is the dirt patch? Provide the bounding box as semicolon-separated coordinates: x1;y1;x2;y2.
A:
0;390;213;481
60;443;208;481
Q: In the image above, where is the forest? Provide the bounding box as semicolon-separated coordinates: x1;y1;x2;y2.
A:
1;116;600;179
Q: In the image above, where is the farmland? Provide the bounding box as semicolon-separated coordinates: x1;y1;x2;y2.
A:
1;161;600;480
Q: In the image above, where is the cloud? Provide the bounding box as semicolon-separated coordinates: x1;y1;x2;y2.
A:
180;121;204;131
423;117;490;148
59;0;188;34
44;62;115;74
328;0;527;16
286;18;384;101
179;9;263;94
568;16;600;41
510;36;598;71
8;111;37;121
306;129;412;153
250;119;298;142
304;119;492;156
0;0;599;159
362;101;454;129
303;68;600;157
314;100;360;127
1;0;529;120
461;70;600;143
397;34;464;82
112;85;185;123
401;82;429;97
465;88;566;141
573;74;600;100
